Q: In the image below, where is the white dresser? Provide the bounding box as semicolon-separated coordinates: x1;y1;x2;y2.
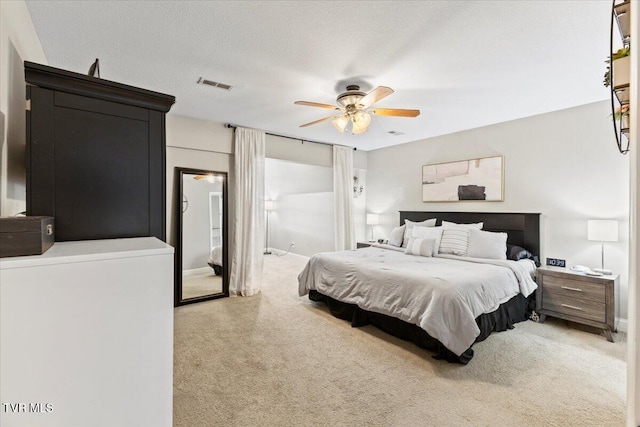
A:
0;237;174;427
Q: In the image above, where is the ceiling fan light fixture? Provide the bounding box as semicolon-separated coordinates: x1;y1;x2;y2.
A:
332;115;349;133
295;85;419;135
353;110;371;125
351;111;371;134
351;123;367;134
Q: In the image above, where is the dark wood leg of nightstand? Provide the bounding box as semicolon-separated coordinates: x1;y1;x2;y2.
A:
604;328;614;343
538;313;546;323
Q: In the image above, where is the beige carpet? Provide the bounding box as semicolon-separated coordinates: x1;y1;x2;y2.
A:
174;253;626;427
182;271;223;299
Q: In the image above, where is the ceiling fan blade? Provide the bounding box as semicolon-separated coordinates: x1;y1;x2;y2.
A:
371;108;421;117
358;86;394;108
294;101;339;110
300;115;336;127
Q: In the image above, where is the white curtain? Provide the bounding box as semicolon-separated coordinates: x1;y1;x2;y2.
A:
229;127;265;296
333;145;355;251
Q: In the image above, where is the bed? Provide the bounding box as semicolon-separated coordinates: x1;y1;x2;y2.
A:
208;246;223;275
298;211;541;363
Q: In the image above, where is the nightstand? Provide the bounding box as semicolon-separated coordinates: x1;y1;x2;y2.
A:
536;266;618;342
356;242;372;248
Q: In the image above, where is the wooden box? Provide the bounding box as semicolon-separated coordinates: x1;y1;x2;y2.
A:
0;216;54;257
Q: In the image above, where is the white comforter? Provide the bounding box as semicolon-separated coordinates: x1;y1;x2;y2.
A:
298;247;537;356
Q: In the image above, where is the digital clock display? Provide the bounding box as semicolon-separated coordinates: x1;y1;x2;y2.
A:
546;258;566;268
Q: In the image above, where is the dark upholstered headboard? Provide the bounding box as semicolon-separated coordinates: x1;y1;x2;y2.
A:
399;211;541;257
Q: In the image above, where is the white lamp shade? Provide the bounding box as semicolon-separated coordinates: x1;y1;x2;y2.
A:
587;220;618;242
351;111;371;135
332;115;349;133
366;214;379;225
264;200;275;211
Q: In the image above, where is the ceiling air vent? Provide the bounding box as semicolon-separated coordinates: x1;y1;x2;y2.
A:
197;77;233;91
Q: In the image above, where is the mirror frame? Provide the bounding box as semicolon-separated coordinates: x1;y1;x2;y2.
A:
175;167;229;306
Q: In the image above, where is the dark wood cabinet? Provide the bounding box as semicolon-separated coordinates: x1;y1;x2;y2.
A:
25;62;175;242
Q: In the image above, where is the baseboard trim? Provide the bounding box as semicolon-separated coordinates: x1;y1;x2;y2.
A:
183;266;211;277
269;248;309;260
617;317;628;333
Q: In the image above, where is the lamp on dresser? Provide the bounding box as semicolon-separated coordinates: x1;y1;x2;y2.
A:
366;213;379;242
587;219;618;275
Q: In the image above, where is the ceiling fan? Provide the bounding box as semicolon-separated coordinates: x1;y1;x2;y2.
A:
294;85;420;135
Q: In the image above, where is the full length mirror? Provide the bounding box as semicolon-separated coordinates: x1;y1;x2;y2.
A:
175;167;229;306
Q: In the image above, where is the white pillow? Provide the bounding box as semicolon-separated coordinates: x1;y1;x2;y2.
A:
439;225;471;256
412;226;444;254
402;218;436;247
388;225;405;247
404;238;435;257
442;220;483;229
467;228;507;260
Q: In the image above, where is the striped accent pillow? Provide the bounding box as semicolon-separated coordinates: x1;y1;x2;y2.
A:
439;226;471;256
404;238;436;257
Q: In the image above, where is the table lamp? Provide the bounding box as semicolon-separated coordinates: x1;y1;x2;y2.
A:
366;214;379;242
587;219;618;275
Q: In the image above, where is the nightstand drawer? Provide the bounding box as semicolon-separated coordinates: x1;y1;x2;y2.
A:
542;275;605;303
542;290;606;323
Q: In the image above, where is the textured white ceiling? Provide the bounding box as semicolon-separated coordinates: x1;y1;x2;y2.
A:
26;0;612;151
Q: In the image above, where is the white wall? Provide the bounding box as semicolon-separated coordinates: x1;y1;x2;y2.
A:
266;135;332;167
264;136;368;255
367;101;630;321
265;134;368;170
265;158;334;256
265;158;333;197
0;0;47;216
268;192;334;257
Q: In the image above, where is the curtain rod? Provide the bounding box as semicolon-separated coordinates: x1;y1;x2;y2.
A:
224;123;357;151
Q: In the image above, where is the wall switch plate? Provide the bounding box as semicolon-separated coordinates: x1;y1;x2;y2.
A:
546;258;566;268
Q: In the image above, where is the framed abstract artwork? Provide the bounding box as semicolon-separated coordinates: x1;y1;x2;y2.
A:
422;156;504;202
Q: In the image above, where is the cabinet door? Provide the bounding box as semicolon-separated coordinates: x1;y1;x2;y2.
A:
27;87;166;241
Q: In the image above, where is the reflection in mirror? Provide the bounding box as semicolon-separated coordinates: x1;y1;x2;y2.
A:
175;168;228;306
